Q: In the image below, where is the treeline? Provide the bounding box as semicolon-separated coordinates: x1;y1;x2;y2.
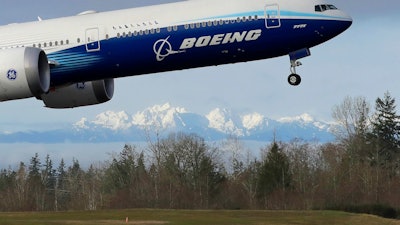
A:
1;92;400;214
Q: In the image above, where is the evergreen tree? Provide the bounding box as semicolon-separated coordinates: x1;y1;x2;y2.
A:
371;91;400;163
258;141;291;208
28;153;41;179
28;153;44;210
42;154;56;210
356;98;370;138
56;158;68;211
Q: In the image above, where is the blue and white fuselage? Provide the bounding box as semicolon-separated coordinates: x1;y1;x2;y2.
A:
0;0;352;108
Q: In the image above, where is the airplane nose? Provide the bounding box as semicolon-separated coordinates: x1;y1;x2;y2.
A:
344;18;352;33
341;11;353;29
315;10;352;41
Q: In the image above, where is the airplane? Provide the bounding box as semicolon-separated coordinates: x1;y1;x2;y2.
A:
0;0;352;108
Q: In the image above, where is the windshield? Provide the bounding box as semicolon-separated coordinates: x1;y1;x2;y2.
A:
315;4;338;12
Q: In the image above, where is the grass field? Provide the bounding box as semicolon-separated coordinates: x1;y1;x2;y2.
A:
0;209;399;225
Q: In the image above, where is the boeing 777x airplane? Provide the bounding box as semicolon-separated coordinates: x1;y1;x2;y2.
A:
0;0;352;108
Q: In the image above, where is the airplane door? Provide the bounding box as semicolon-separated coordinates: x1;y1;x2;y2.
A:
264;4;281;28
86;28;100;52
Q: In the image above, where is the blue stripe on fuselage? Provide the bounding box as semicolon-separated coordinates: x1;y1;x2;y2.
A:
48;18;351;86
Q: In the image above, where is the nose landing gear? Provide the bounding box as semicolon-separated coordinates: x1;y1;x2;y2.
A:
288;60;302;86
287;48;311;86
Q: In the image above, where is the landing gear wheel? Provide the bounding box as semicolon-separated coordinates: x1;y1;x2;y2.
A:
288;74;301;86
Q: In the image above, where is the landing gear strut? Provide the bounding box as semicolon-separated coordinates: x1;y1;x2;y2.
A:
287;48;311;86
288;60;302;86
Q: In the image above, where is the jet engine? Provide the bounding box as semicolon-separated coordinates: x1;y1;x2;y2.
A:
0;47;50;101
41;79;114;108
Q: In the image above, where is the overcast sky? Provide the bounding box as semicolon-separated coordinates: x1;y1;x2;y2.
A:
0;0;399;132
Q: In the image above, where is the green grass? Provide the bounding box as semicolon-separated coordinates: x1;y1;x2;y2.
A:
0;209;398;225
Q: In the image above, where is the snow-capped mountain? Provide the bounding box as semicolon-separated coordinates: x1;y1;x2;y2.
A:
0;103;335;143
131;103;188;129
206;108;245;136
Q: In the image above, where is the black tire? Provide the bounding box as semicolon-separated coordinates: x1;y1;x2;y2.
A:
288;74;301;86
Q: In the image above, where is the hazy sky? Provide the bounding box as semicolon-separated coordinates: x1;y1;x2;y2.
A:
0;0;399;132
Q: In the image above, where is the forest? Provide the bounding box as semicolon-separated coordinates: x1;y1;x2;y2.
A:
0;92;400;217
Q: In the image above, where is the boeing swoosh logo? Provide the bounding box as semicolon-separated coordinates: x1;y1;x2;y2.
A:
153;36;185;61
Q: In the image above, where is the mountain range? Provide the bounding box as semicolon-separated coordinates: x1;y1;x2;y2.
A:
0;103;336;143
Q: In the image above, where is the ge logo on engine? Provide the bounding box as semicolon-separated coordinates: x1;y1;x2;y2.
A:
6;69;17;80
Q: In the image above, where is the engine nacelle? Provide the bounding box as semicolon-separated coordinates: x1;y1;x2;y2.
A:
41;79;114;108
0;47;50;101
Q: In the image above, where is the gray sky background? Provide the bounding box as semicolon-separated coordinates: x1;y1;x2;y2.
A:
0;0;399;131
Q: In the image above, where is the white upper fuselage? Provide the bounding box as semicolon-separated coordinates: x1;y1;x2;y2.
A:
0;0;352;97
0;0;351;51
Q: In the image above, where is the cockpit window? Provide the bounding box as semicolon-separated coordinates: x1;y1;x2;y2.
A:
315;4;338;12
327;5;338;10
